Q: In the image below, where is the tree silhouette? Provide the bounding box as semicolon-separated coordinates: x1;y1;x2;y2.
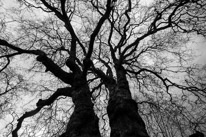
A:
189;131;204;137
0;0;206;137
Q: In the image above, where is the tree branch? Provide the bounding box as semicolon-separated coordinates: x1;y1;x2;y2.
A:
60;0;67;17
12;107;41;137
127;68;206;97
81;0;114;77
86;0;113;59
91;62;116;86
36;87;73;107
0;39;74;85
121;0;191;61
36;52;74;84
12;87;73;137
40;0;86;56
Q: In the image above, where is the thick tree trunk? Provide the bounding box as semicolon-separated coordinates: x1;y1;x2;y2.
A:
107;65;149;137
61;75;101;137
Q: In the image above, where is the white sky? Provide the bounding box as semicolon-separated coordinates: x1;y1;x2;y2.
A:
194;37;206;64
3;0;204;63
1;0;205;66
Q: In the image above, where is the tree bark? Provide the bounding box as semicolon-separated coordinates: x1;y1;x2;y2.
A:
61;75;101;137
107;65;149;137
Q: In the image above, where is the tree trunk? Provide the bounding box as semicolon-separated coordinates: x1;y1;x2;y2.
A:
61;75;101;137
107;65;149;137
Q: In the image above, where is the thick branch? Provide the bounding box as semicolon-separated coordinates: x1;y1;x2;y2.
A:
40;0;63;19
66;58;81;73
108;17;117;62
12;107;41;137
86;0;113;59
12;87;72;137
0;39;39;55
36;87;73;107
0;39;73;84
60;0;67;17
91;63;116;86
81;0;114;77
99;58;113;78
36;52;73;84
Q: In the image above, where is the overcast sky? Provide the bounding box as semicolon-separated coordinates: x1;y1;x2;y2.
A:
1;0;205;65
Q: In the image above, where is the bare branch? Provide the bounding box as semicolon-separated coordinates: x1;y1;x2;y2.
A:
36;87;73;107
86;0;113;59
0;57;10;72
39;0;85;56
128;68;206;97
12;87;73;137
0;39;74;84
121;0;192;61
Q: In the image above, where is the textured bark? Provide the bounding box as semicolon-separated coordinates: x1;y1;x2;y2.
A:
61;75;101;137
107;65;149;137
